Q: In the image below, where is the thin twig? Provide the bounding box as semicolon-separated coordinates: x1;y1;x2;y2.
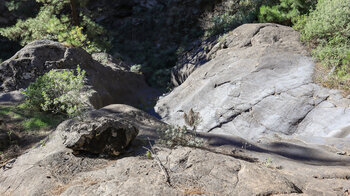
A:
143;138;172;187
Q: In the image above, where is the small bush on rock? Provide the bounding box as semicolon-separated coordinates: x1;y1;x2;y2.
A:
157;109;204;148
23;66;89;116
157;125;204;148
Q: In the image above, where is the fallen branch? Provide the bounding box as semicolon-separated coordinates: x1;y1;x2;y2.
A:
143;139;172;187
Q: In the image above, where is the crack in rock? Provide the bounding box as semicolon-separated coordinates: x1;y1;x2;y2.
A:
207;108;251;132
290;95;329;134
214;81;231;88
207;92;276;133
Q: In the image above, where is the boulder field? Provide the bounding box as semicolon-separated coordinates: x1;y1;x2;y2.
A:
1;24;350;195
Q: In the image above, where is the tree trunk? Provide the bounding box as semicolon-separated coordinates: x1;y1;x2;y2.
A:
70;0;79;26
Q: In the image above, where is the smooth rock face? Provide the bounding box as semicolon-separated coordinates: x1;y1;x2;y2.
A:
156;23;350;141
0;40;157;109
59;147;302;196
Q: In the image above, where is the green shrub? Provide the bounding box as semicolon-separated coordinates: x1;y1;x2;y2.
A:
157;125;204;148
23;66;89;116
0;0;111;53
157;108;204;148
258;0;316;26
294;0;350;89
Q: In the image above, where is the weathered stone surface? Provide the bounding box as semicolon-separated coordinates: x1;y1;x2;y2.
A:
0;103;349;195
59;104;165;155
0;91;25;104
91;52;129;71
1;132;350;196
83;104;167;139
59;147;303;196
0;40;157;109
156;23;350;143
60;118;138;156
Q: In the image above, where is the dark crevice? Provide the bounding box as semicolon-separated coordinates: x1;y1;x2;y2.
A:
241;25;269;48
207;108;251;132
214;80;231;88
207;91;276;132
313;175;350;180
291;182;304;194
290;95;329;132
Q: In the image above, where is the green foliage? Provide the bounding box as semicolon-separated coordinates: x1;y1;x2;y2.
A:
0;104;65;132
23;66;88;116
4;0;39;18
205;0;263;37
145;150;152;159
22;116;50;131
0;0;111;53
264;157;273;168
5;0;23;12
80;15;112;53
294;0;350;89
258;0;316;25
0;106;11;116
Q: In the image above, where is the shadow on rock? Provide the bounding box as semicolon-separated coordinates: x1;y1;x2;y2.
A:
197;132;350;166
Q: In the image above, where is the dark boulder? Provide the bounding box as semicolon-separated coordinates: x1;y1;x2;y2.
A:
60;116;139;156
58;104;165;155
0;40;157;109
0;129;19;151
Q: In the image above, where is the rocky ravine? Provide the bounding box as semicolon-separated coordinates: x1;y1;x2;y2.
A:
1;23;350;196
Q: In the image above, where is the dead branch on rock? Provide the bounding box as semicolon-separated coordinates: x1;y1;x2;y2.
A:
143;138;172;187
